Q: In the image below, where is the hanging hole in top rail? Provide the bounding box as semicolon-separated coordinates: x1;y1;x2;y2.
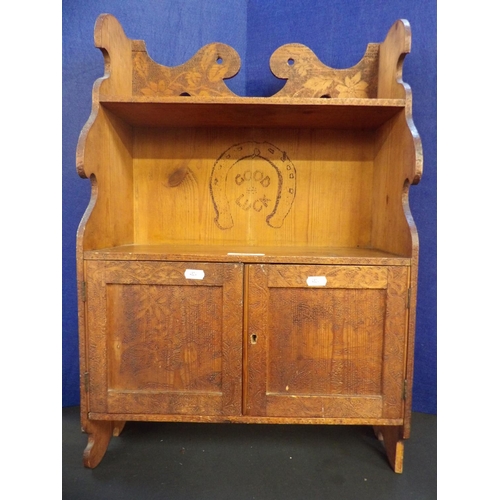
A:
287;58;295;66
217;57;223;64
320;94;331;98
179;92;191;97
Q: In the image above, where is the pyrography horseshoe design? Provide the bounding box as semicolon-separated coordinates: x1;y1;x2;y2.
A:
209;141;297;230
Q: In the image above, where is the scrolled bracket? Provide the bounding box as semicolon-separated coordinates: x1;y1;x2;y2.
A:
269;43;379;98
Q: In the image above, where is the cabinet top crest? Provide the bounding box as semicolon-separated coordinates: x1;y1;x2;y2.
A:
92;13;413;102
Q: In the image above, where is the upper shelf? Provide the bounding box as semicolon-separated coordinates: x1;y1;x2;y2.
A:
100;96;405;128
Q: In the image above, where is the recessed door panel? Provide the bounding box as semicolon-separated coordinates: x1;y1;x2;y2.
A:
245;264;408;419
85;261;243;416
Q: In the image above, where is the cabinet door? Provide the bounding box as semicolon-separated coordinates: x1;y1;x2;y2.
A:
85;261;243;416
246;264;408;419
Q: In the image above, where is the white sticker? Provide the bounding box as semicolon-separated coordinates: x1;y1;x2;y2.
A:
227;252;265;256
306;276;327;286
184;269;205;280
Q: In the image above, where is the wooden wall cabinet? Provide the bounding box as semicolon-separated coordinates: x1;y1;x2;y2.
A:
76;14;422;473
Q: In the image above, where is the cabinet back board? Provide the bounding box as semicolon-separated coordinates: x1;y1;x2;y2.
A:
132;126;374;248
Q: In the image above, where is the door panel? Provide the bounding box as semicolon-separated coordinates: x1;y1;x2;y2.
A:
245;264;408;419
85;261;243;416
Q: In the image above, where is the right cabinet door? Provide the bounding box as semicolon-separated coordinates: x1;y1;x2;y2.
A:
245;264;409;419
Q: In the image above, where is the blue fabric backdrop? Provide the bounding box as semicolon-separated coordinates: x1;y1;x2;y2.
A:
62;0;436;413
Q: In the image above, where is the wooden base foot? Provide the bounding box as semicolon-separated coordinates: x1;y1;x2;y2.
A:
373;425;404;473
113;421;126;437
83;421;114;468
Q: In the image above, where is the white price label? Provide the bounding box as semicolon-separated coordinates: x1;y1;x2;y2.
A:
306;276;327;286
227;252;265;256
184;269;205;280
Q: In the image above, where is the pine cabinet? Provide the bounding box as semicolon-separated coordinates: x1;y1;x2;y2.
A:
76;14;422;473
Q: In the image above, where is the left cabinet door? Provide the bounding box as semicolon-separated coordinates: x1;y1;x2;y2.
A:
84;261;244;417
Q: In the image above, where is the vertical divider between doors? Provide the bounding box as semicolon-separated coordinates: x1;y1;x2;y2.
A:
242;264;249;415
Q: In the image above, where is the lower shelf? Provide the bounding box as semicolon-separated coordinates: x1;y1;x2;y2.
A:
84;243;410;266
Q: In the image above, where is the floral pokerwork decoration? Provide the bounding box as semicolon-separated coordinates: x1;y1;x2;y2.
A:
335;72;369;98
132;42;240;97
269;43;377;98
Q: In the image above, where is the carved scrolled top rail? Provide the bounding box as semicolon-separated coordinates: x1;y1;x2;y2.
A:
269;43;379;99
93;13;241;99
132;41;241;97
83;14;417;103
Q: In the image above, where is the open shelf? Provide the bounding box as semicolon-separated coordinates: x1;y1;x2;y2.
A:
100;96;405;129
84;244;410;266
